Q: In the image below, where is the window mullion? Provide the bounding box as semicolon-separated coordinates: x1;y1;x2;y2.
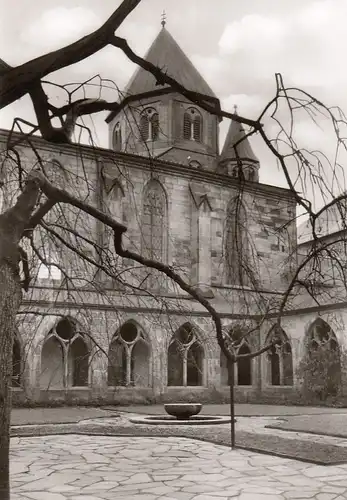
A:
183;350;188;386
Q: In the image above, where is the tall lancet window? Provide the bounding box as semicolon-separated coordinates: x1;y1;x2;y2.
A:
225;198;249;286
113;122;122;151
140;108;159;141
141;180;168;290
141;179;167;262
183;107;202;142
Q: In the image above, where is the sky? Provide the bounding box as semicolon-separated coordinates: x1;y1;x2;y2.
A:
1;0;347;198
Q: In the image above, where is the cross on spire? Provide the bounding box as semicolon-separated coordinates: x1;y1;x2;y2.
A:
161;10;166;28
233;104;238;114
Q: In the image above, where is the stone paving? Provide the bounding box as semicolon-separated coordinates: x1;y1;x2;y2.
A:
11;410;347;499
10;433;347;500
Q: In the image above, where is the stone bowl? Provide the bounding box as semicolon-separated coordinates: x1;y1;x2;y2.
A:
164;403;202;420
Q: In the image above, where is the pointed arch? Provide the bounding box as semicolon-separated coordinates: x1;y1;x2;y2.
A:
104;178;124;221
225;197;249;286
108;320;150;387
40;317;89;389
167;322;205;387
69;337;89;387
141;179;168;263
113;122;122;151
237;343;252;385
150;112;159;140
301;318;341;400
307;318;339;350
220;325;253;386
266;326;293;386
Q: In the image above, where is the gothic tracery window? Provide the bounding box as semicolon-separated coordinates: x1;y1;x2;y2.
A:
225;198;249;286
113;122;122;151
220;327;252;386
168;323;204;386
140;108;159;141
141;180;167;262
40;318;89;389
183;108;202;142
305;318;341;396
266;327;293;386
108;322;150;387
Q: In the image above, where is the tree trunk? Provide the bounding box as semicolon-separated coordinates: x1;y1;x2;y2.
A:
0;261;22;500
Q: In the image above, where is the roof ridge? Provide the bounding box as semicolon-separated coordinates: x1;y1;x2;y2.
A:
123;27;217;99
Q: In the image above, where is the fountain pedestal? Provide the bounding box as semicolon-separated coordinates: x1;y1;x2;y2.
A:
164;403;202;420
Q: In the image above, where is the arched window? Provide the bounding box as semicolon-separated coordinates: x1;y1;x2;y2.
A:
139;108;159;141
305;319;341;397
183;108;202;142
103;180;125;272
220;326;252;386
113;122;122;151
237;343;252;385
141;179;167;262
40;318;89;389
266;327;293;386
104;179;124;220
108;322;150;387
225;198;249;286
12;337;21;387
168;323;204;387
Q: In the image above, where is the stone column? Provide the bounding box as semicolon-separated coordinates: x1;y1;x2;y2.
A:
151;327;166;398
90;350;108;399
25;346;41;402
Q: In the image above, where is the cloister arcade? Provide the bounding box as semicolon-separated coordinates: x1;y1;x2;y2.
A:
10;316;345;402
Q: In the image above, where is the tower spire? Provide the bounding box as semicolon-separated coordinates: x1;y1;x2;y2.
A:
161;10;166;28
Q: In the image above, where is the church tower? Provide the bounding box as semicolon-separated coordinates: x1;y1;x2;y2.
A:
218;113;260;182
106;20;221;170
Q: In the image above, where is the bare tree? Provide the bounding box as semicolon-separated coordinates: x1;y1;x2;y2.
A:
1;1;347;498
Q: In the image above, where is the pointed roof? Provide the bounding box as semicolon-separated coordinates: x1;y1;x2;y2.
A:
220;119;259;163
124;26;217;99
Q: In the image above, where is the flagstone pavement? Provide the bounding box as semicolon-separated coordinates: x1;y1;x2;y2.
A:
10;433;347;500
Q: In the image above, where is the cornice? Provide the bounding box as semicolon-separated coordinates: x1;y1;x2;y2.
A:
0;128;295;202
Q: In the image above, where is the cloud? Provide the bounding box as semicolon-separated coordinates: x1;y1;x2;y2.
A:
218;0;347;90
20;7;101;56
219;14;286;56
222;94;265;119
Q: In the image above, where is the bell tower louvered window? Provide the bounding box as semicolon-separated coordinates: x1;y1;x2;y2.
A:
183;108;202;142
140;108;159;141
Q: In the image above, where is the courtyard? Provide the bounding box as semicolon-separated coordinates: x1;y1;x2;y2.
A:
10;404;347;499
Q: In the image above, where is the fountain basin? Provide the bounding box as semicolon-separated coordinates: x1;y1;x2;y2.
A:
129;415;232;425
164;403;202;420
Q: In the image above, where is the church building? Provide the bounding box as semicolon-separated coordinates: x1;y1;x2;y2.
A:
2;22;346;406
